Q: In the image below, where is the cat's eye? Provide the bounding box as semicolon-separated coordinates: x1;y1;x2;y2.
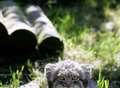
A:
73;80;79;84
58;76;65;81
72;76;79;81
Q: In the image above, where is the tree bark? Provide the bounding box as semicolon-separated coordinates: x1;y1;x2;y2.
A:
0;1;64;57
0;1;37;55
25;5;64;57
25;5;64;58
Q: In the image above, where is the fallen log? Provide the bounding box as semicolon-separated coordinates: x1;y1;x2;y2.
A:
0;1;37;55
0;22;8;40
25;5;64;58
0;22;10;55
0;1;64;57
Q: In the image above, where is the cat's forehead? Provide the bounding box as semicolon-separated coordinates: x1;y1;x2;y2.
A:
56;60;80;69
55;60;81;76
57;69;79;77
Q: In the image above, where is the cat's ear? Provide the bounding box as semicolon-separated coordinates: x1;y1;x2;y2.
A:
44;63;56;82
80;64;93;80
77;67;86;80
77;64;94;87
80;65;97;88
77;64;93;80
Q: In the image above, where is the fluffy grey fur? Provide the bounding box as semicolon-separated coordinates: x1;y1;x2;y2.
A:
45;60;96;88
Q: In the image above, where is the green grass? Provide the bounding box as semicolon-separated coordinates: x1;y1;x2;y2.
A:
45;6;120;87
97;70;109;88
0;67;24;88
9;66;24;88
1;3;120;88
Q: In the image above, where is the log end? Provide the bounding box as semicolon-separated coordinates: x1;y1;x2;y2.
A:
38;37;64;59
10;29;37;55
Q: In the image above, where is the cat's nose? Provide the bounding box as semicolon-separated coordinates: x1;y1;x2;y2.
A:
64;85;70;88
64;83;71;88
65;87;74;88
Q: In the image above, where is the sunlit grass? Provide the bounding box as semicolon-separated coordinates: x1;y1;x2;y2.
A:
1;2;120;88
46;6;120;88
97;70;109;88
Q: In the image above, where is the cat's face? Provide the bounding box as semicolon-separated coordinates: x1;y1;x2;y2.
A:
52;68;88;88
45;60;92;88
53;75;85;88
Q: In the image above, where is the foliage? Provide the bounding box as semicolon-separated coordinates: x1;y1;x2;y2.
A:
97;69;109;88
1;0;120;88
10;66;24;88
